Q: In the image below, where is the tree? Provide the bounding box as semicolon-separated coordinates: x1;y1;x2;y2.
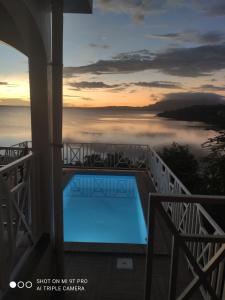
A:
202;131;225;195
159;143;201;193
201;131;225;229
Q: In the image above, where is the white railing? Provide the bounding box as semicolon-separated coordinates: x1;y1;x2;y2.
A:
148;147;225;300
145;194;225;300
148;147;190;195
10;141;32;149
3;141;225;298
0;147;31;167
0;153;38;289
63;142;149;169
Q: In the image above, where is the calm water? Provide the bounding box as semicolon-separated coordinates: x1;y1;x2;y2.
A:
63;174;147;244
0;106;217;151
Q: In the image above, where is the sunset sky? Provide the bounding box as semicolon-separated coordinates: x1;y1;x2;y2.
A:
1;0;225;107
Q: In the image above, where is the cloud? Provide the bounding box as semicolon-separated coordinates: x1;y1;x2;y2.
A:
137;132;175;138
95;0;187;22
89;43;110;49
133;81;182;89
198;84;225;91
146;30;225;45
95;0;225;22
63;94;80;97
81;131;103;136
66;79;181;92
0;98;29;106
64;44;225;77
0;81;17;87
112;49;153;60
67;81;121;89
81;97;94;101
161;92;225;104
63;50;153;76
95;0;160;22
204;2;225;16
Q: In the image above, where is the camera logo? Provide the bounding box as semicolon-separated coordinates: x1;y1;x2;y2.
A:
9;281;32;289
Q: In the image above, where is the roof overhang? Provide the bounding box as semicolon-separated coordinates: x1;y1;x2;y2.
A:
64;0;92;13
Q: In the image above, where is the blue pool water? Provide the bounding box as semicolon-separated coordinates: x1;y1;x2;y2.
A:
63;174;147;244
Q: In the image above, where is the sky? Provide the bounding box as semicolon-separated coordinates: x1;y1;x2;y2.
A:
1;0;225;107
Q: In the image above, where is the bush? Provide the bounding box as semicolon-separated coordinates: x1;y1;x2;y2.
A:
159;143;201;193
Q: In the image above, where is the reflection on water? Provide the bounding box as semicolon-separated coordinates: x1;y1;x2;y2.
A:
0;106;32;146
63;109;216;151
0;106;217;151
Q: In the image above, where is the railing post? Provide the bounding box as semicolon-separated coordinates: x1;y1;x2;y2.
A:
30;153;40;239
169;235;179;300
145;193;156;300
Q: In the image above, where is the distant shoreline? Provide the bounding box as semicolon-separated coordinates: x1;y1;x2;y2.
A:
158;105;225;130
0;104;147;110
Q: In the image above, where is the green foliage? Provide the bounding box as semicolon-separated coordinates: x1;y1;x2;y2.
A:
202;131;225;195
159;139;225;229
159;143;201;193
202;153;225;195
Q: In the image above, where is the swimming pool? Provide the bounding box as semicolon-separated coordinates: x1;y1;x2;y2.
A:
63;174;147;245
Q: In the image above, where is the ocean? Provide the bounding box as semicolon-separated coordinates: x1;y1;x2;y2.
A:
0;106;217;153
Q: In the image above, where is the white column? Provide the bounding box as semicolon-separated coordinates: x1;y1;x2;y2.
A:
29;57;52;235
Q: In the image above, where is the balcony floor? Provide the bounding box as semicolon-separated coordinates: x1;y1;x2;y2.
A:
62;169;202;300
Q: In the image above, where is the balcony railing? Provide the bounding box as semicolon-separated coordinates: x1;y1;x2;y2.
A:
2;140;225;299
62;142;225;299
0;147;31;167
147;146;225;299
0;152;38;290
62;142;149;169
9;141;32;149
145;194;225;300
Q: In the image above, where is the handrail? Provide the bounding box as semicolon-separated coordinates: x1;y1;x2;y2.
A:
148;146;191;194
0;147;30;151
1;140;224;298
63;142;149;169
9;141;31;148
150;193;225;205
0;153;34;174
64;141;149;146
145;193;225;300
0;146;32;168
0;152;38;290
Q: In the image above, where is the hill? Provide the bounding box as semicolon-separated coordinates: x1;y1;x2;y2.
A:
145;93;225;112
158;105;225;128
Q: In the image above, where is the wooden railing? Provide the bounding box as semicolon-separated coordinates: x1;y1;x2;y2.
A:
0;153;39;290
145;194;225;300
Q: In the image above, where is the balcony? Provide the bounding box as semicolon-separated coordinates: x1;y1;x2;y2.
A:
0;142;225;300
